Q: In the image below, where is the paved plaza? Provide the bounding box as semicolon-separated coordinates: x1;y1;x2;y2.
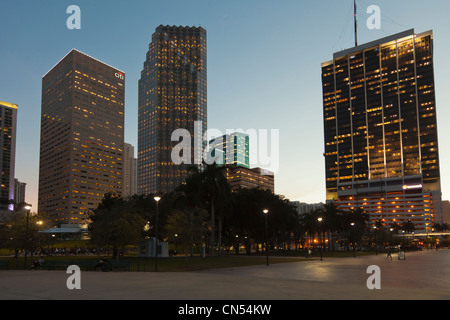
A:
0;249;449;300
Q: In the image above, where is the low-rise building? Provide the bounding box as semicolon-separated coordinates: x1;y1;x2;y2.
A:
225;165;274;193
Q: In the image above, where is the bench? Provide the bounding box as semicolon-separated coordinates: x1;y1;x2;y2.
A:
0;260;9;270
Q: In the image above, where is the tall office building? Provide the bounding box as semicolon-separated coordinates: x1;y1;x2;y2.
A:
123;142;137;198
14;179;26;205
39;49;125;226
138;25;207;194
442;200;450;225
321;29;442;232
0;101;17;211
209;132;250;168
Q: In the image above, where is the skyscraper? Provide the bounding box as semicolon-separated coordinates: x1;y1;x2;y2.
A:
138;25;207;195
0;101;17;211
39;49;125;226
209;132;250;168
123;142;137;198
321;29;442;232
14;179;26;205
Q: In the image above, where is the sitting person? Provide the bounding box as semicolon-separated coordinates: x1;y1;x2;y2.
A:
94;259;108;272
32;256;45;269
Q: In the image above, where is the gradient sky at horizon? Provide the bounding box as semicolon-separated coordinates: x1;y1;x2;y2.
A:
1;0;450;212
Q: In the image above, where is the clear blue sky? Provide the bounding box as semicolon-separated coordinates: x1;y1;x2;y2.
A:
1;0;450;211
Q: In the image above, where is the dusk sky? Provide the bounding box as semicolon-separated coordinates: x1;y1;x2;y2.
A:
1;0;450;211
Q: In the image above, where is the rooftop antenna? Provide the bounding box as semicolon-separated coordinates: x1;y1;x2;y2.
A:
354;0;358;47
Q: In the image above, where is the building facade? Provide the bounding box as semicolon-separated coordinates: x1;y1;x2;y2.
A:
123;142;137;198
209;132;250;168
321;29;442;232
39;49;125;226
291;201;325;216
14;178;26;205
138;25;207;195
225;165;274;193
442;200;450;225
0;101;17;211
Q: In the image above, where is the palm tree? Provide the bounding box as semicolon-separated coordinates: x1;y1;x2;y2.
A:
201;164;232;256
390;222;402;233
402;220;416;234
322;202;342;250
301;209;322;249
372;219;384;254
343;208;370;253
176;166;207;256
181;163;232;256
433;223;450;232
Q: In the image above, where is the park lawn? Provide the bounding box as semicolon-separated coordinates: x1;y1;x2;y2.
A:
0;249;378;271
126;255;310;272
0;254;309;272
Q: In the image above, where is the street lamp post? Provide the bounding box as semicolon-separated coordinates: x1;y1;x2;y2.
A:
24;204;32;269
175;233;178;255
51;234;55;253
318;217;323;261
350;222;356;257
263;209;269;266
154;196;161;272
373;225;378;255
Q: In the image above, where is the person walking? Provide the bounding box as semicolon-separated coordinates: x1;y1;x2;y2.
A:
386;247;392;260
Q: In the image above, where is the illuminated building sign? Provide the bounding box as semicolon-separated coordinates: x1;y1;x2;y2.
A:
403;184;423;190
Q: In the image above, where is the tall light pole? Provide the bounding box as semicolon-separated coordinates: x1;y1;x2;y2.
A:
154;196;161;272
263;209;269;266
373;225;378;255
24;204;32;269
175;233;178;255
318;217;323;261
351;222;356;257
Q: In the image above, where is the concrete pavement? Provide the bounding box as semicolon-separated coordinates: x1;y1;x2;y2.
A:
0;249;449;300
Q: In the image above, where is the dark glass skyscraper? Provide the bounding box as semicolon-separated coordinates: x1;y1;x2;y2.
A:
0;101;17;211
321;29;442;232
39;49;125;226
138;25;207;194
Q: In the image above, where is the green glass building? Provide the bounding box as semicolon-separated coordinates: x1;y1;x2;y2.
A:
209;132;250;168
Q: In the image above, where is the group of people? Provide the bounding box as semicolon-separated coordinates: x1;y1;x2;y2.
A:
25;247;111;257
30;256;110;271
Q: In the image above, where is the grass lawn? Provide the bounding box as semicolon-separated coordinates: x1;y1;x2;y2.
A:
127;255;310;272
0;253;311;272
0;249;380;272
